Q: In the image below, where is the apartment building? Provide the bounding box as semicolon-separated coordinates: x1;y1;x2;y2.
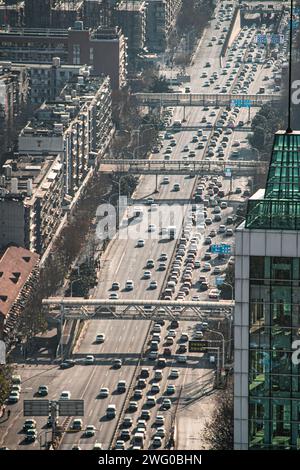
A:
0;153;64;254
0;64;29;165
0;59;92;104
0;24;127;89
18;73;113;195
115;1;146;68
146;0;182;52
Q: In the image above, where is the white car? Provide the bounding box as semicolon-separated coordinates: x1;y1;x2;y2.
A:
125;280;134;290
137;239;145;247
96;333;105;343
99;387;109;398
60;391;71;400
85;355;95;365
209;289;221;299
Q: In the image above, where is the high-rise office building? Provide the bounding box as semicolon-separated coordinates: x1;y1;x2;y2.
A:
234;130;300;449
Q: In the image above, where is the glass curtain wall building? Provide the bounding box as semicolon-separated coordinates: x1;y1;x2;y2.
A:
234;131;300;450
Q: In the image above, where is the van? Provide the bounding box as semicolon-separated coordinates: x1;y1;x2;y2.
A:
106;404;116;418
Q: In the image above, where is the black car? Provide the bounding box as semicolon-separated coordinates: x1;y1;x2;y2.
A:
59;359;75;369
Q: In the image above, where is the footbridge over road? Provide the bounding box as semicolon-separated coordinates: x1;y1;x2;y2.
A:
43;298;234;323
99;158;267;177
134;93;280;108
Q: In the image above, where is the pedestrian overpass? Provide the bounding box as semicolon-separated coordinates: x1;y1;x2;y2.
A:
133;93;280;108
99;158;267;176
43;298;234;322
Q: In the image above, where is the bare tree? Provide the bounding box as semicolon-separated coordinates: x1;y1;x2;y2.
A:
203;376;234;450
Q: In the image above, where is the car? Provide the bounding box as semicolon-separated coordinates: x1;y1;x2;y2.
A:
113;358;122;369
85;425;96;437
38;385;48;396
109;293;118;300
156;427;166;438
150;383;161;395
158;263;167;271
162;176;169;184
226;228;234;236
146;259;155;269
119;429;130;441
106;404;117;418
96;333;105;343
23;419;36;431
93;442;103;450
152;436;162;448
71;445;81;450
140;367;150;378
60;391;71;400
59;359;75;369
148;224;156;232
143;270;152;280
173;183;181;191
26;429;37;442
125;279;134;290
169;369;180;380
214;267;222;275
137;239;145;247
148;351;158;360
160;399;171;412
72;418;83;430
99;387;109;398
166;384;176;395
149;280;158;289
141;410;151;421
85;355;95;365
146;397;157;407
123;416;133;427
115;440;125;450
176;355;187;363
203;262;211;271
111;282;120;290
209;289;221;299
117;380;127;393
133;389;143;400
194;330;204;339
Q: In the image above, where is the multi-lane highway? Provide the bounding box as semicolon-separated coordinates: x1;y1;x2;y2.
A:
0;0;288;451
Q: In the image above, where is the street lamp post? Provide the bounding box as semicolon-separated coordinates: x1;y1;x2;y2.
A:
70;278;81;297
207;329;225;371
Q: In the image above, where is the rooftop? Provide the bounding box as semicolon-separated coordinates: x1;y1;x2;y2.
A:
0;246;39;319
246;130;300;230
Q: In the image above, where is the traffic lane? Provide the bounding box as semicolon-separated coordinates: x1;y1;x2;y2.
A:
0;365;60;450
59;320;150;450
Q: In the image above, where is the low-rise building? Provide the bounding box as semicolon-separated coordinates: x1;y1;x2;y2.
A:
0;24;127;89
0;246;39;341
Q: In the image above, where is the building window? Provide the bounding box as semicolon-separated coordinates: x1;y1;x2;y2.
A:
73;44;81;65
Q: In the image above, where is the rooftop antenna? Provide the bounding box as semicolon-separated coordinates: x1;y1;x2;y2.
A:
286;0;294;133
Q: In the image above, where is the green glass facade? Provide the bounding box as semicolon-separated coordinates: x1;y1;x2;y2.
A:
249;256;300;449
246;132;300;230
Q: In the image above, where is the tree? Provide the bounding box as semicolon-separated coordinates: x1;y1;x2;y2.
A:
0;365;13;407
204;376;233;450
